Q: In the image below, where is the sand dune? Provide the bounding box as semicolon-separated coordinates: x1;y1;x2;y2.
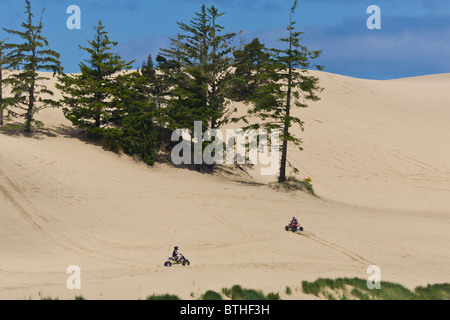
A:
0;71;449;299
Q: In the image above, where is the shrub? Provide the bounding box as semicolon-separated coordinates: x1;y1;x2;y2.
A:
201;290;223;300
146;293;181;300
415;283;450;300
300;277;448;300
285;286;292;295
222;285;278;300
270;176;316;196
266;292;281;300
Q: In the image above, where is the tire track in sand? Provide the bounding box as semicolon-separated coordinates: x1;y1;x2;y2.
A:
295;230;373;266
0;167;147;268
0;168;46;231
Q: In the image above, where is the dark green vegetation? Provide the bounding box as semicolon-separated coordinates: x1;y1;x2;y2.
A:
2;0;62;132
269;176;316;196
0;0;322;183
236;0;323;182
146;293;181;300
201;290;223;300
301;278;450;300
33;280;450;300
285;286;292;295
56;21;161;165
144;281;450;300
221;285;280;300
0;39;9;126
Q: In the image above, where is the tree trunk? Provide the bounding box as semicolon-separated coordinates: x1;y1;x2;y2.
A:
25;87;34;132
95;115;101;128
279;78;291;183
0;48;3;126
25;73;35;133
279;87;291;183
279;29;294;183
0;69;3;126
94;92;102;128
24;46;37;133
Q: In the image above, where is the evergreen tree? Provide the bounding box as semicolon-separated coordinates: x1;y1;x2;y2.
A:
275;1;323;182
113;72;161;165
57;20;134;131
0;39;10;126
159;5;239;133
120;102;161;165
58;21;161;165
231;38;272;102
140;54;169;147
238;1;323;182
3;0;63;132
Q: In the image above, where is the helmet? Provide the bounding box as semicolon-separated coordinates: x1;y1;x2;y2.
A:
174;246;179;250
293;217;296;219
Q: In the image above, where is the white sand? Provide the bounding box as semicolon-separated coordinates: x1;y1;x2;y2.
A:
0;71;449;300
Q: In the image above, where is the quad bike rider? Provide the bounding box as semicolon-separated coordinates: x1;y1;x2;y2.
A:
285;216;304;232
172;246;181;263
164;246;190;267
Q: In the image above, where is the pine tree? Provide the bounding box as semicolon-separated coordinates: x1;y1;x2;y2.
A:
2;0;63;132
276;1;323;182
239;1;323;182
0;39;10;126
57;20;134;132
114;72;161;165
159;5;239;133
57;21;161;165
141;54;171;118
231;38;272;103
140;54;169;147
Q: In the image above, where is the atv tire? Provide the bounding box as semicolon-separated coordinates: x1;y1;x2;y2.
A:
182;260;190;266
164;261;172;267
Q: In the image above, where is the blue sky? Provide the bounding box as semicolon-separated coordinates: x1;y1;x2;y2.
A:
1;0;449;79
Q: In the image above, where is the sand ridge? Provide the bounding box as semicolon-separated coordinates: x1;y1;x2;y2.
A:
0;71;449;299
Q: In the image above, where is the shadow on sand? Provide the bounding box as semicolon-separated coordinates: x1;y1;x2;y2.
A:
1;123;263;186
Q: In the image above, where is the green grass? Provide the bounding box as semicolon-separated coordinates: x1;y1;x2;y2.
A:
302;277;450;300
269;176;316;196
351;288;371;300
40;296;59;300
32;280;450;301
1;123;24;132
146;293;181;300
414;284;450;300
221;285;280;300
285;286;292;295
201;290;223;300
266;292;281;300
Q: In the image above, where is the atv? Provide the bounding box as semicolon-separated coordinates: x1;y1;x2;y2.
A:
164;254;190;267
285;222;304;232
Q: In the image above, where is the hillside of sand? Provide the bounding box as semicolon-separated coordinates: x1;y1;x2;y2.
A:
0;71;449;299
